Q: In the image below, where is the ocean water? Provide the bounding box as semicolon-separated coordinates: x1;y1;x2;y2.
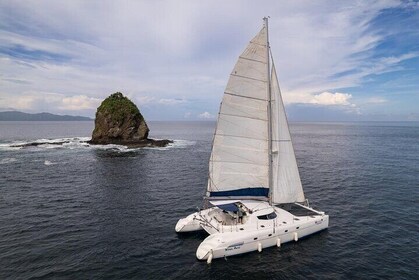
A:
0;121;418;279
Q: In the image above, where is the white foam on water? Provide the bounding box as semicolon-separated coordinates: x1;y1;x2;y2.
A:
0;158;17;164
44;160;56;166
0;137;196;152
39;144;64;149
171;140;196;148
0;143;22;151
91;143;130;152
143;139;197;151
0;137;90;150
62;137;91;149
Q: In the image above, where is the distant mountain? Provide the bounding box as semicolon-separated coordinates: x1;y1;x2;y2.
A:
0;111;92;121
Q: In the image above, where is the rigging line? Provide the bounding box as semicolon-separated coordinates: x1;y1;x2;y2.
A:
230;73;266;83
217;112;268;136
226;78;266;90
207;99;224;195
228;150;267;158
232;64;266;79
238;56;265;64
214;144;266;152
224;92;267;102
252;201;272;212
236;64;266;74
250;41;268;47
219;112;268;122
210;159;268;166
219;107;264;124
249;31;268;47
219;132;266;142
210;144;268;164
209;176;221;192
216;133;267;141
218;97;268;120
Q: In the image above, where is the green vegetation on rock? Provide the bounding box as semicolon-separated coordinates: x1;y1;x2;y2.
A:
96;92;143;123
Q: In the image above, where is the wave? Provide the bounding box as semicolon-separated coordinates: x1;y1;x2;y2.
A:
0;137;195;152
0;137;90;150
143;140;197;151
0;157;17;165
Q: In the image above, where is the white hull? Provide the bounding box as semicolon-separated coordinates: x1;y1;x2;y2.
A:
176;201;328;261
175;213;203;232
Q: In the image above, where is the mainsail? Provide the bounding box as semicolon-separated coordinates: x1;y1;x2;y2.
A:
207;24;305;203
207;26;269;198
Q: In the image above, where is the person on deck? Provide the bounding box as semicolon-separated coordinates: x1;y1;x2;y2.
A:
238;210;244;224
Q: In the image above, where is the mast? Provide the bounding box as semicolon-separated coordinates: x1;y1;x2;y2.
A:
264;17;273;205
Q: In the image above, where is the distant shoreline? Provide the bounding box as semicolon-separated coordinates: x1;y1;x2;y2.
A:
1;111;418;123
0;111;92;121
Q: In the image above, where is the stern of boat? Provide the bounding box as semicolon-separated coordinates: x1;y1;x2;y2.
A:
175;212;203;233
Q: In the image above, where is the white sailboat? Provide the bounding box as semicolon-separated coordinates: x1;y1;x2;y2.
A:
175;18;329;263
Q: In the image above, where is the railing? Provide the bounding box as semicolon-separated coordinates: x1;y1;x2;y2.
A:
195;212;220;233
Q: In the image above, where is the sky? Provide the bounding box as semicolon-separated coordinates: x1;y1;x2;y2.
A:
0;0;418;121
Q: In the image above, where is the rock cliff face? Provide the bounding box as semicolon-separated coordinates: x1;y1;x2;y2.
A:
89;92;171;147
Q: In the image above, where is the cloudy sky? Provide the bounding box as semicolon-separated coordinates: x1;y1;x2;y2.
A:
0;0;418;121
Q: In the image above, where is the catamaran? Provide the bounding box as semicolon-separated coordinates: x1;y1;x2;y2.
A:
175;18;329;263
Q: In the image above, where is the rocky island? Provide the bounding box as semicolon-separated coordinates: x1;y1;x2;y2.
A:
88;92;172;148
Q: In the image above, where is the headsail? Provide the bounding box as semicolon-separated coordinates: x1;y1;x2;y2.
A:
207;26;269;199
270;63;305;203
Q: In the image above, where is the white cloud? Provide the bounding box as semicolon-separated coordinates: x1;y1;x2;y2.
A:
158;98;187;105
134;96;187;106
309;92;352;106
282;91;361;115
366;97;388;104
281;91;357;108
59;95;101;110
136;96;156;105
198;111;214;119
0;91;100;114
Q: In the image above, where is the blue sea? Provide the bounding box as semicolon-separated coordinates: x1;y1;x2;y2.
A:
0;121;418;279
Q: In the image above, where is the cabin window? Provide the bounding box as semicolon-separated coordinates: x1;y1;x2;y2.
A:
257;212;277;220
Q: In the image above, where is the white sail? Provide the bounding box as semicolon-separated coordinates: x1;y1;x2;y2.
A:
270;64;305;203
207;27;269;199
